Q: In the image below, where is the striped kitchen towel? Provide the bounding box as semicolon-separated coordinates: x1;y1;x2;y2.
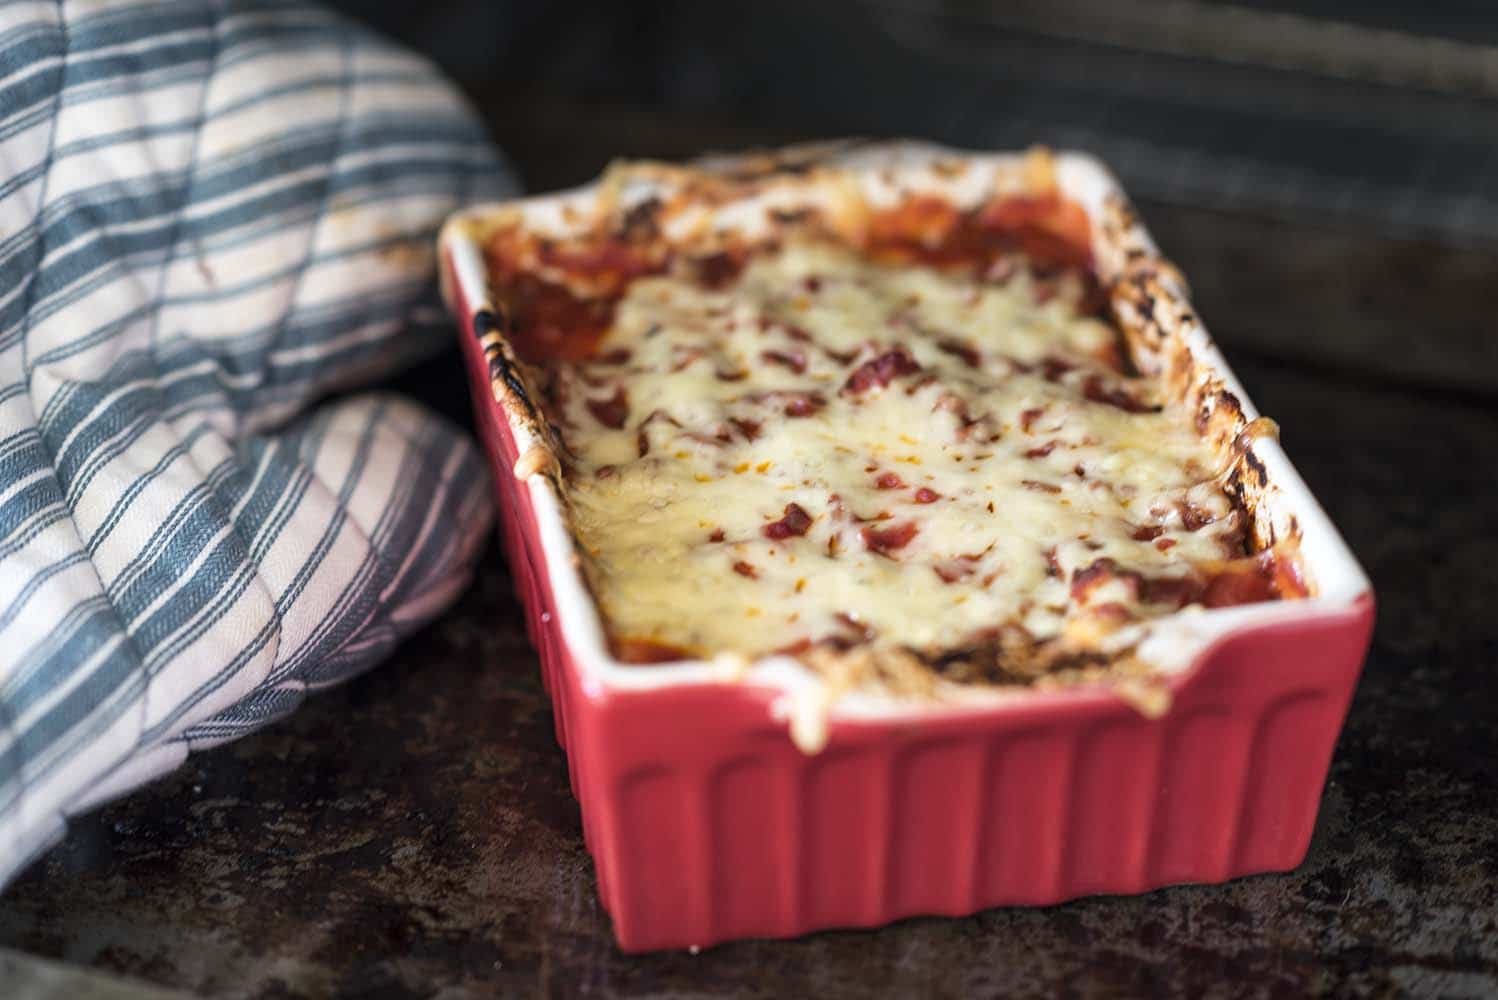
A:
0;1;513;882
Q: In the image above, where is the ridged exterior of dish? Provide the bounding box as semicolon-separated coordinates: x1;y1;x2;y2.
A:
443;147;1375;952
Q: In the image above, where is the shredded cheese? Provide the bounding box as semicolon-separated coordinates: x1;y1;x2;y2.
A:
546;241;1250;667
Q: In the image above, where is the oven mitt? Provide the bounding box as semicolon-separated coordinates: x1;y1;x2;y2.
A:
0;1;514;883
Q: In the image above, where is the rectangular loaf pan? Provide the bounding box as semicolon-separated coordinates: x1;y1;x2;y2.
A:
438;142;1376;953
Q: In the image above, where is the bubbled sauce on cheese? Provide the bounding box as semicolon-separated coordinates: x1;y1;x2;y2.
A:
541;240;1262;670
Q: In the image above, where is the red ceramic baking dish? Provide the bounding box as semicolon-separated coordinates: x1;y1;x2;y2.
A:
438;142;1375;953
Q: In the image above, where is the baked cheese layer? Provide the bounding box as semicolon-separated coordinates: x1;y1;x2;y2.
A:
547;242;1244;662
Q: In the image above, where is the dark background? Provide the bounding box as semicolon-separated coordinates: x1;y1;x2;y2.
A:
2;2;1496;997
333;0;1498;396
342;0;1498;247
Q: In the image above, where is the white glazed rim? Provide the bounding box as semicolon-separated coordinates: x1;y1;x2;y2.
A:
439;141;1373;720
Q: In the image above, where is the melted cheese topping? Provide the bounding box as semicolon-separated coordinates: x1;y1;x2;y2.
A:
547;242;1245;665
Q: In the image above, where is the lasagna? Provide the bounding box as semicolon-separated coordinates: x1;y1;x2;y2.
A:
477;148;1307;704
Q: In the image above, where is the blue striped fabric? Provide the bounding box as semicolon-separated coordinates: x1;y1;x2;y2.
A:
0;1;513;881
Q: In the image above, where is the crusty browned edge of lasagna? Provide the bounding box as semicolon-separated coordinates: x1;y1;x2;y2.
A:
465;144;1309;709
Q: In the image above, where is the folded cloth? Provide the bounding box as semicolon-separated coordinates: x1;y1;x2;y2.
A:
0;1;513;882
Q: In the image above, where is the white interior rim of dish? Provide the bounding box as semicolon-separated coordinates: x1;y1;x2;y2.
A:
439;141;1373;719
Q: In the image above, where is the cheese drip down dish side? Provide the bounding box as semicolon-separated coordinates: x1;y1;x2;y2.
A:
478;149;1309;711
